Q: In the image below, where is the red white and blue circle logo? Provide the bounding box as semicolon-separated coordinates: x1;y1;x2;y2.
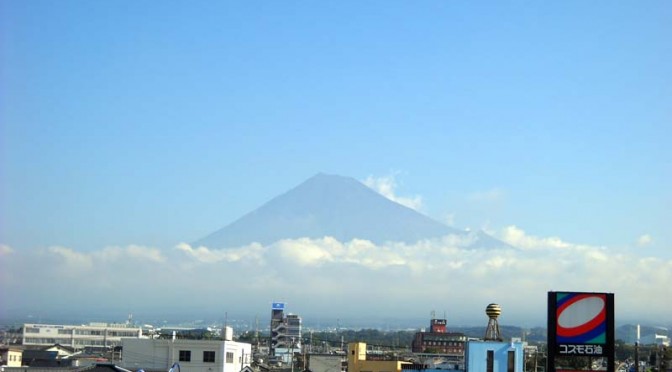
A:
556;293;607;344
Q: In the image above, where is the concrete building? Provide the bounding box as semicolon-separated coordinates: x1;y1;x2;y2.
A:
269;303;301;357
0;346;23;367
22;323;142;349
121;337;251;372
347;343;410;372
464;340;524;372
411;317;466;358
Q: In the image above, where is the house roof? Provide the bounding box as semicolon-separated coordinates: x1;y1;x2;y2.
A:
43;344;78;353
79;363;134;372
0;346;24;352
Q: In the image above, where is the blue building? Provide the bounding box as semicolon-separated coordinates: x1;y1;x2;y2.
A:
464;340;524;372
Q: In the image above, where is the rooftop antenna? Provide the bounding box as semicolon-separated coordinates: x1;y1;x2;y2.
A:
255;315;259;348
484;303;503;341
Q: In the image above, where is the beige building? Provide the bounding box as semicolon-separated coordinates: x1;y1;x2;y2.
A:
347;343;409;372
22;323;142;349
0;346;23;367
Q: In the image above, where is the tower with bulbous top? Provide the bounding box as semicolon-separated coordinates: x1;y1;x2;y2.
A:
484;303;503;341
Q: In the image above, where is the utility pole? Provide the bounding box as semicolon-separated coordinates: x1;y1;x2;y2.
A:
291;337;295;372
533;350;538;372
255;315;259;350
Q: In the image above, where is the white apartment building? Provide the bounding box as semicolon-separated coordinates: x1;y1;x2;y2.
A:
22;323;143;349
121;338;251;372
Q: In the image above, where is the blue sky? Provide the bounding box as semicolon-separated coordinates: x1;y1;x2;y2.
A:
1;1;671;324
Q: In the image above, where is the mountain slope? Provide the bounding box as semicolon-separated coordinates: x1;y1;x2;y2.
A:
194;173;506;249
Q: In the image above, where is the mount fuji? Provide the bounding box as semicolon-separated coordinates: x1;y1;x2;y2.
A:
194;173;507;249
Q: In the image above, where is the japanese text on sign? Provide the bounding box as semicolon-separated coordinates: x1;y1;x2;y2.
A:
559;344;603;355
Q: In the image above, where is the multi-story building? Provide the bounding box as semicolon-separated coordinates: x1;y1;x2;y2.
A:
411;318;467;355
22;323;142;349
269;303;302;358
121;337;251;372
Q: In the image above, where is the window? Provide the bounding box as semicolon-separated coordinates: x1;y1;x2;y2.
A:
486;350;494;372
203;351;215;363
507;350;515;372
179;350;191;362
226;352;234;363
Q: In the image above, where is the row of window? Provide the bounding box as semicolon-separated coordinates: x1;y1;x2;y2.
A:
24;337;73;345
73;330;137;337
423;341;463;346
25;328;136;337
177;351;238;364
24;337;117;346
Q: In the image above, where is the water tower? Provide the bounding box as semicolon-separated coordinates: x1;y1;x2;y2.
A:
484;303;503;341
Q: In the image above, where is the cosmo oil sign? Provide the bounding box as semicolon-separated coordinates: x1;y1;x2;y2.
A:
547;292;615;359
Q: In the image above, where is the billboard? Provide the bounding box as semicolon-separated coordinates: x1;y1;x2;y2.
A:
272;302;285;310
547;292;615;372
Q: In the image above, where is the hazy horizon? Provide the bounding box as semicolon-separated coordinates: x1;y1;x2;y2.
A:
2;176;670;327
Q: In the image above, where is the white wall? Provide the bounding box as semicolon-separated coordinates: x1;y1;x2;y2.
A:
121;338;252;372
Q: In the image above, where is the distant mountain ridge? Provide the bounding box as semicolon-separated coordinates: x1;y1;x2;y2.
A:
194;173;508;249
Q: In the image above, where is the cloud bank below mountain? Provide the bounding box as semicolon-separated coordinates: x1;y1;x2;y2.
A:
1;227;669;326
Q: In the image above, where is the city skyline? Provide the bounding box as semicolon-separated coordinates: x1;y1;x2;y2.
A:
1;1;670;326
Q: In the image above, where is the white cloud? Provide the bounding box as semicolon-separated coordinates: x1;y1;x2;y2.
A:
2;231;671;325
363;174;423;211
175;242;266;264
95;245;166;263
275;237;335;266
637;234;653;246
48;246;94;269
46;244;167;268
499;225;573;250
